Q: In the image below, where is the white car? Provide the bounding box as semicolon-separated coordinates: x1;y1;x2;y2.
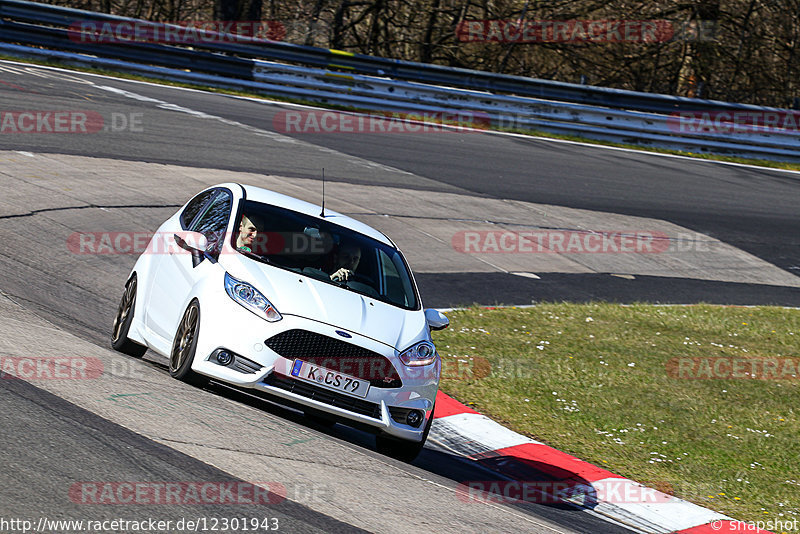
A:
111;183;448;460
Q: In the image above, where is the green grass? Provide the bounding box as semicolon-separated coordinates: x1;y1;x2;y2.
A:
3;53;800;173
435;303;800;526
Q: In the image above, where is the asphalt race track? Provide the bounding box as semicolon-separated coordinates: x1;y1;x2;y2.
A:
1;61;799;307
1;60;799;533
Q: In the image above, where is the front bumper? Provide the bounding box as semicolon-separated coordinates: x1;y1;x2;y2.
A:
190;293;439;441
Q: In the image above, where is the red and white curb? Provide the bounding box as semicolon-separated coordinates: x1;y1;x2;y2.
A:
431;391;771;534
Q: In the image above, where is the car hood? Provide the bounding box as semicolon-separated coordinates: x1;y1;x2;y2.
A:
224;257;427;351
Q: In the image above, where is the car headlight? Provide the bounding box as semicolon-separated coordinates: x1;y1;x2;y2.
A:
399;340;438;367
224;272;282;322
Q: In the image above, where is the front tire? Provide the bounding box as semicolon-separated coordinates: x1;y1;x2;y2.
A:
169;300;208;387
111;275;147;357
376;404;435;462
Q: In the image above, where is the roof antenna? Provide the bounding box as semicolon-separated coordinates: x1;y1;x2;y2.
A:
320;168;326;217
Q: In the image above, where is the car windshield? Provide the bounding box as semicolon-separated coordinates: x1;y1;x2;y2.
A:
232;200;419;310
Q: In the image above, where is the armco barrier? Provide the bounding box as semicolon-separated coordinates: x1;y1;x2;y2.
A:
0;0;782;114
2;0;799;161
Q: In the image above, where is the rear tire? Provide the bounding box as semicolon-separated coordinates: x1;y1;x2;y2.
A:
111;275;147;357
169;300;208;387
376;404;435;462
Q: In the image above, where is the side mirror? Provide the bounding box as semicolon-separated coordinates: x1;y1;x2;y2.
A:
424;308;450;331
174;232;209;268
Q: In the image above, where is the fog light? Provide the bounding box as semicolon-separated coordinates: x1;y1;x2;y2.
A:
216;350;233;366
407;410;423;428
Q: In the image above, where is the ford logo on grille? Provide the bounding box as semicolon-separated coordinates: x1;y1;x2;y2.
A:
335;330;352;338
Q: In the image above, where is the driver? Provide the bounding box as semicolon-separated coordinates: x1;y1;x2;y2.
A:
236;214;262;253
329;242;361;282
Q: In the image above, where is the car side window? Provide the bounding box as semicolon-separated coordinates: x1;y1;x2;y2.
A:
378;249;415;308
180;189;217;229
190;190;232;258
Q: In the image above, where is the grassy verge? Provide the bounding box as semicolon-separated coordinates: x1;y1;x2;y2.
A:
3;53;800;173
436;303;799;526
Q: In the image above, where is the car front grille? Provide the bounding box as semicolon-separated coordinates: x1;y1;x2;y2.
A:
263;373;381;419
265;329;402;388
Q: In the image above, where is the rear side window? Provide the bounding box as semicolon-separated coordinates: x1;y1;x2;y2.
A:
180;189;217;229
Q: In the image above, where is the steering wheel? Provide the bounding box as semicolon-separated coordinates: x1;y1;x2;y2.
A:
346;273;375;286
345;275;380;299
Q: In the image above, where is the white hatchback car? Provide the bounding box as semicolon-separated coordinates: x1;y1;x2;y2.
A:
111;183;448;460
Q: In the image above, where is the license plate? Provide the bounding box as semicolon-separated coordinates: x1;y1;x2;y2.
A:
290;359;370;398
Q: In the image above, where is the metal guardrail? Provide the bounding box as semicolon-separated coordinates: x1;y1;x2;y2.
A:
0;0;779;115
1;0;799;161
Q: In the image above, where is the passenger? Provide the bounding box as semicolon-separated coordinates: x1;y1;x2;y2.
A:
236;214;262;253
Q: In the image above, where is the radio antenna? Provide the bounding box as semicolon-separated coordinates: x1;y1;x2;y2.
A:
320;168;326;217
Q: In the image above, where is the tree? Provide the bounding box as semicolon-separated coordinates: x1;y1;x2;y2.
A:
214;0;261;21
